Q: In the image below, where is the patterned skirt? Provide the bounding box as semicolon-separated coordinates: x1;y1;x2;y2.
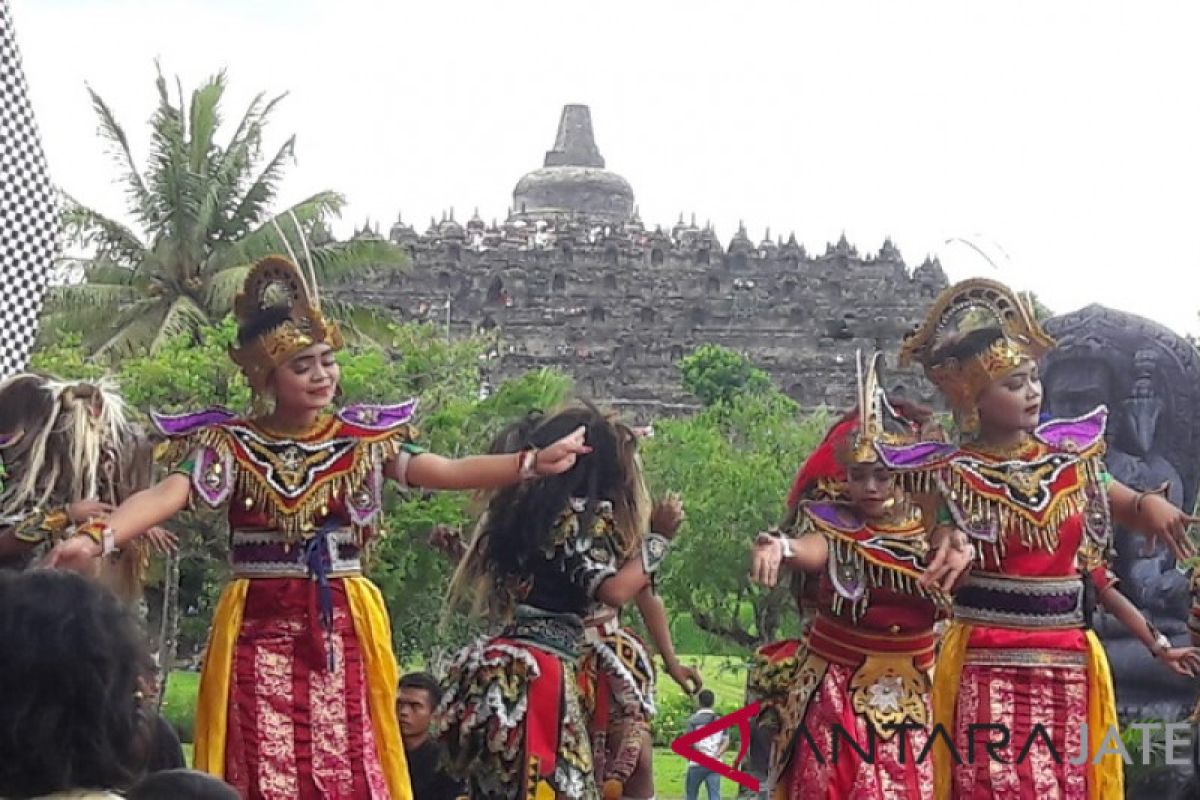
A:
779;662;935;800
196;577;402;800
577;621;656;791
435;606;597;800
951;663;1089;800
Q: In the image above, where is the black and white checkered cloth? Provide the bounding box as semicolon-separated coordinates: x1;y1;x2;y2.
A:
0;0;59;380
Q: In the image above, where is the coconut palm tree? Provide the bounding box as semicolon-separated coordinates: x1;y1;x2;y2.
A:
44;65;406;357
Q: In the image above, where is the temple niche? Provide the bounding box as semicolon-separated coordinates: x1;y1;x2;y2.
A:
1042;305;1200;726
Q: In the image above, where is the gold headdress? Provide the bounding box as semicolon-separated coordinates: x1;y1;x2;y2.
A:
848;350;917;464
899;278;1055;432
228;255;344;394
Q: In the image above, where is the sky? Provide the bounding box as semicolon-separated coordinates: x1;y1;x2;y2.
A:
11;0;1200;335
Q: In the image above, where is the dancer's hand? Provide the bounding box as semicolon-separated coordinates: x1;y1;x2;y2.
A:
920;526;973;592
665;659;703;695
1139;495;1198;561
143;526;179;556
66;499;113;524
1159;646;1200;677
44;534;102;577
534;426;592;475
650;492;685;539
751;531;784;588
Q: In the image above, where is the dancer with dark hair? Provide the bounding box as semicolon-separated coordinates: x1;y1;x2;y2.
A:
441;411;700;800
46;255;589;800
880;278;1200;799
435;404;685;799
749;353;971;799
0;570;152;799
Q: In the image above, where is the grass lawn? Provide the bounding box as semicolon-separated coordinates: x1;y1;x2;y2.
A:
164;652;749;799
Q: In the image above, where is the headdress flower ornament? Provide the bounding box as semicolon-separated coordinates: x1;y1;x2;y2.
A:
898;278;1055;433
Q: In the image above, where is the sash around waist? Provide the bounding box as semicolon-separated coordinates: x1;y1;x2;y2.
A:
229;527;362;578
954;572;1085;630
806;614;936;669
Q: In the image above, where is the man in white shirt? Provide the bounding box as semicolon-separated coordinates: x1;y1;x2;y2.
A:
684;690;727;800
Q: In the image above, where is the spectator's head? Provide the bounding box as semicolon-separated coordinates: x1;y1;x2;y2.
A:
698;689;715;709
126;769;239;800
397;672;442;747
0;570;151;798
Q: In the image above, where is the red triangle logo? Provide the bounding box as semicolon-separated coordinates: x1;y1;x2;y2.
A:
669;701;762;792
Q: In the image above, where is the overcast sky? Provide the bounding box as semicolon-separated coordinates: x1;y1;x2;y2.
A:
12;0;1200;334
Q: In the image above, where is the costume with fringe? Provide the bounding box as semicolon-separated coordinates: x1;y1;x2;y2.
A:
435;498;629;800
762;502;948;800
880;408;1122;800
155;401;423;800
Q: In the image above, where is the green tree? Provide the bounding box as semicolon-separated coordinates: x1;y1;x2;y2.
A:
679;344;774;407
44;66;407;358
641;389;831;649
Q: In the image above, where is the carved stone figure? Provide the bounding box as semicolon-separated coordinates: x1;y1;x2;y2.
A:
1043;305;1200;723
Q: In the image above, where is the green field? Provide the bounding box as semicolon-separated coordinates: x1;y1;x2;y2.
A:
165;654;748;799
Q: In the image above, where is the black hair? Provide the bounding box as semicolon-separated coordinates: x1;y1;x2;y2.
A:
398;671;443;707
479;403;646;584
235;305;292;347
698;689;715;708
0;570;151;798
126;769;239;800
928;326;1007;367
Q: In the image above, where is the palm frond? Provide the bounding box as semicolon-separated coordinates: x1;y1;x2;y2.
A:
308;238;409;285
188;71;226;173
323;300;403;350
95;299;171;358
85;86;154;225
211;91;287;223
222;135;295;237
62;197;148;267
204;264;250;317
45;282;139;314
149;295;207;353
208;191;345;272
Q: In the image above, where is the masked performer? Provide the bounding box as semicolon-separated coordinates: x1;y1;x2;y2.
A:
878;278;1200;800
46;255;590;800
435;404;685;800
748;353;970;799
0;374;171;597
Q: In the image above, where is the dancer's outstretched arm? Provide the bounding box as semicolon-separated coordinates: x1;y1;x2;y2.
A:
45;474;191;572
1097;577;1200;677
750;531;828;589
636;586;702;694
390;426;590;490
1109;480;1198;560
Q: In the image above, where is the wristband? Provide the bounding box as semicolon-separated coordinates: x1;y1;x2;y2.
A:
778;536;794;559
76;520;118;557
518;448;539;481
1134;482;1171;515
642;531;671;576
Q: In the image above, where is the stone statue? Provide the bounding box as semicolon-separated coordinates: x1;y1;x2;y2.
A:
1043;305;1200;723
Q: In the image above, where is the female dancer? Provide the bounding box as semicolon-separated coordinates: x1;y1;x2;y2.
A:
431;412;700;800
435;404;684;799
749;353;972;799
46;255;589;800
878;278;1200;799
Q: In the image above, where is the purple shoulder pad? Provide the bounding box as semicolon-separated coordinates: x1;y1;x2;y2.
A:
876;440;958;471
150;407;237;437
1036;406;1108;452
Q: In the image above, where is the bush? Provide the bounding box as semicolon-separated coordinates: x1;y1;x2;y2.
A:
162;671;200;743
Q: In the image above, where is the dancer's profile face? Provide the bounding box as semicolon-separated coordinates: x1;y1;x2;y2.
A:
977;358;1042;434
845;461;894;520
272;343;340;414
